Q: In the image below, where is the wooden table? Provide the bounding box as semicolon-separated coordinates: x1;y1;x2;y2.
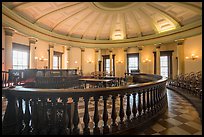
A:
79;78;113;88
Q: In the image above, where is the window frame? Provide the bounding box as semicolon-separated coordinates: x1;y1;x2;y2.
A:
127;53;139;73
153;50;173;78
12;43;30;69
53;51;62;69
102;55;115;76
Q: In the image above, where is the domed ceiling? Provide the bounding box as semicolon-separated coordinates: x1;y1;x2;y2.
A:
2;2;202;48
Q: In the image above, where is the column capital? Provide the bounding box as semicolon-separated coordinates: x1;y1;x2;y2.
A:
109;49;113;53
175;39;184;45
154;43;162;50
138;46;143;51
4;27;15;36
29;37;38;44
49;43;54;48
81;47;85;52
95;48;99;52
67;46;71;51
123;47;128;52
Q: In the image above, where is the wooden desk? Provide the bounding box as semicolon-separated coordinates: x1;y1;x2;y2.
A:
79;78;112;88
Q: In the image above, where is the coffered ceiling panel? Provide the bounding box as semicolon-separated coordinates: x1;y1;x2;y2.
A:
2;2;202;44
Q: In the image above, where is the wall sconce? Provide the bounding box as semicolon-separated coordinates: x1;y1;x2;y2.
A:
117;60;123;64
74;61;78;64
87;60;94;63
35;56;48;61
185;54;198;60
143;59;151;63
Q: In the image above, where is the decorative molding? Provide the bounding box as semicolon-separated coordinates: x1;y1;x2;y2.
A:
175;39;185;45
2;4;202;48
29;37;38;44
123;47;128;52
95;48;99;52
49;43;54;49
81;48;85;52
4;27;15;36
67;47;71;51
138;46;143;51
109;49;113;52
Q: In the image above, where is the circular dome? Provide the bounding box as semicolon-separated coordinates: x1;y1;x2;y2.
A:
2;2;202;48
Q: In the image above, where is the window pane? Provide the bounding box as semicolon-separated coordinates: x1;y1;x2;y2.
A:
160;56;168;77
53;55;61;69
13;50;29;70
127;54;139;73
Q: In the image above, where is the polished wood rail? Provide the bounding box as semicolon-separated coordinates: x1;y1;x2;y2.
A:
2;74;167;135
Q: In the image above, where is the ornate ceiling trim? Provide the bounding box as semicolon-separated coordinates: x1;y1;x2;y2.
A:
2;4;202;48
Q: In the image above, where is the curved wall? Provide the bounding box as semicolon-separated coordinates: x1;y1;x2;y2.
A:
2;25;202;77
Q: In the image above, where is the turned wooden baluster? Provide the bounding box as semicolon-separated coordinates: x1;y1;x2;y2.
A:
49;98;58;135
155;87;159;112
111;95;117;132
142;90;146;116
157;86;160;109
17;98;24;134
160;85;164;107
103;95;109;134
61;97;70;135
153;87;157;113
150;88;154;115
138;92;142;118
93;96;100;135
2;94;18;135
39;98;48;135
72;97;80;135
119;94;125;129
126;94;131;127
83;96;90;135
132;93;137;119
30;98;38;135
146;89;150;115
22;98;31;134
158;86;161;108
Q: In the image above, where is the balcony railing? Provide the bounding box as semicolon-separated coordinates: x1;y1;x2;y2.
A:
2;73;167;135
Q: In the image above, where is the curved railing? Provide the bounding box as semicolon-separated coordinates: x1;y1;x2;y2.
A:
2;74;168;135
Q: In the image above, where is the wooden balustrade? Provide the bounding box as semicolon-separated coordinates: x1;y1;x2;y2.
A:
2;74;167;135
